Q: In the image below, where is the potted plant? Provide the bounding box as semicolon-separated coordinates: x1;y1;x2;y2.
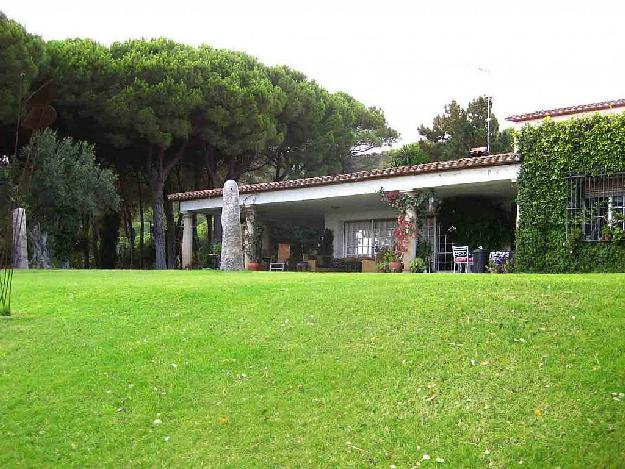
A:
246;260;263;271
384;250;402;273
374;247;392;272
415;238;431;272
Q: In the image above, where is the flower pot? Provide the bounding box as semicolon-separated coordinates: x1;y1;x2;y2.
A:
389;261;402;273
246;262;262;271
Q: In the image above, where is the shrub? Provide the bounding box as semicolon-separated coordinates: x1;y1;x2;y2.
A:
409;257;426;273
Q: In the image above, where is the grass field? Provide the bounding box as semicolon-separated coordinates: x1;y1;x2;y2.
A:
1;271;625;467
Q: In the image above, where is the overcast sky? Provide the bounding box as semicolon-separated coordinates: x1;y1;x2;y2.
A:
4;0;624;145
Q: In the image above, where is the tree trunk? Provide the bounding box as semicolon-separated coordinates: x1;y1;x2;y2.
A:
29;223;52;269
91;217;100;268
99;211;120;269
137;171;145;269
203;145;218;189
120;184;133;269
152;186;167;269
164;187;176;269
147;141;187;270
146;143;187;270
81;215;90;269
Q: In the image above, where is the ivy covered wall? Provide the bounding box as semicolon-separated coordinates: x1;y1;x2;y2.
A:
516;113;625;272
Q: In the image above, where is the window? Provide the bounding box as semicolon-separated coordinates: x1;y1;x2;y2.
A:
567;173;625;241
344;221;373;257
344;219;396;257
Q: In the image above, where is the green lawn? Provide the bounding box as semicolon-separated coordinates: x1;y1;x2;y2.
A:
1;271;625;467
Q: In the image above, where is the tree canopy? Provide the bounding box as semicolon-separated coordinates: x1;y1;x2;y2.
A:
0;12;46;153
383;142;429;168
417;96;513;161
15;129;119;264
1;13;397;268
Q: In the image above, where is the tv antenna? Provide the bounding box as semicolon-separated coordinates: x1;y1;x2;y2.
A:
477;66;492;153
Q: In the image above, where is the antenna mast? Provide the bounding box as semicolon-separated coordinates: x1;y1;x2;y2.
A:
486;95;491;153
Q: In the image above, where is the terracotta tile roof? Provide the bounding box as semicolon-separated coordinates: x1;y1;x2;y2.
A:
506;98;625;123
168;152;521;202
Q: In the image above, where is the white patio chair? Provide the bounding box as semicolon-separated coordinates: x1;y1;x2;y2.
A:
452;245;473;273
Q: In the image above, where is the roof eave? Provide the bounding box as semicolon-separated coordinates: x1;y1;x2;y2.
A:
168;153;521;202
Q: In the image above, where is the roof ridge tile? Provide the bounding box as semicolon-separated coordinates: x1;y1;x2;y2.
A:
506;98;625;122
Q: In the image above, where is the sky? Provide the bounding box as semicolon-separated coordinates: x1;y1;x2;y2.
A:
4;0;624;146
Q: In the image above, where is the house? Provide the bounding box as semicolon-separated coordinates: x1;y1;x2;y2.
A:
171;154;521;271
169;98;625;272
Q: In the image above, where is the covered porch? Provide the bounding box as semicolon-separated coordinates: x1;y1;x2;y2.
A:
170;153;521;272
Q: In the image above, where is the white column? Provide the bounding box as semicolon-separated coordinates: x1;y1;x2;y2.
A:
12;208;28;269
181;212;193;269
516;203;521;228
403;206;417;272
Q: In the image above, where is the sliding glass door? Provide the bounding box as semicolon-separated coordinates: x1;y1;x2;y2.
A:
344;219;396;257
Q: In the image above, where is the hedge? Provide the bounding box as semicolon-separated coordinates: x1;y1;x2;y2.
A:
515;113;625;272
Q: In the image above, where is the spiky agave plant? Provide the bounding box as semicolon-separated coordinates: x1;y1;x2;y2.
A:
0;155;13;316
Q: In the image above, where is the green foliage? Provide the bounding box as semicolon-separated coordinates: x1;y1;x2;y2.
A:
382;249;399;263
380;188;439;257
516;114;625;272
41;36;396;267
306;91;397;177
438;197;514;250
0;13;46;126
418;96;513;161
415;238;432;260
197;241;221;269
16;129;119;261
383;142;429;168
263;66;330;180
319;228;334;256
409;257;426;273
269;223;322;260
99;211;121;268
1;17;397;268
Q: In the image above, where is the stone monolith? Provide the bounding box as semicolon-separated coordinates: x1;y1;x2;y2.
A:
220;180;244;270
12;207;29;269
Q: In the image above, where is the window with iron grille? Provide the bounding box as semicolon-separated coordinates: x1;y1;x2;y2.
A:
566;173;625;241
344;219;396;257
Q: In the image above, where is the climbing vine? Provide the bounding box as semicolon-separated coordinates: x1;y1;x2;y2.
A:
379;188;439;257
516;113;625;272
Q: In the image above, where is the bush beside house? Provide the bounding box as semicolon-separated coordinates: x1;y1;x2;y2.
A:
515;114;625;272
